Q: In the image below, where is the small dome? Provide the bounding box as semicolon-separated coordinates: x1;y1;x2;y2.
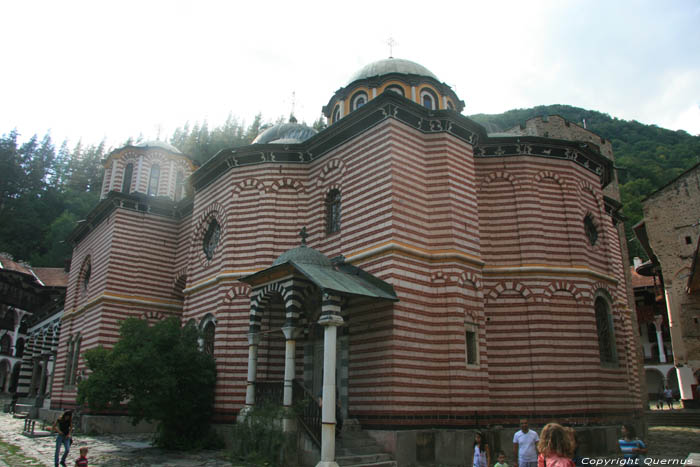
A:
348;58;438;85
134;140;182;154
252;122;317;145
272;244;332;267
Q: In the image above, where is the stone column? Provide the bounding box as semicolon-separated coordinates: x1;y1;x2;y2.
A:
653;315;667;363
316;292;343;467
282;326;302;432
244;332;261;409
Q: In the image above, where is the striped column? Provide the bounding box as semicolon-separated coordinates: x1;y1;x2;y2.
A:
16;335;37;397
317;292;343;467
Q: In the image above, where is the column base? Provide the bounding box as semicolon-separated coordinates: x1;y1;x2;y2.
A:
237;405;253;423
315;462;340;467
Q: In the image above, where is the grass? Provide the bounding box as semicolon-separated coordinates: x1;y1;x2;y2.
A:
0;438;46;466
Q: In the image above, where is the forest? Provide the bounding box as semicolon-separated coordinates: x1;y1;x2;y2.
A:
1;104;698;267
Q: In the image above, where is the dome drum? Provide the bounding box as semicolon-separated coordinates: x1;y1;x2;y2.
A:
324;58;464;124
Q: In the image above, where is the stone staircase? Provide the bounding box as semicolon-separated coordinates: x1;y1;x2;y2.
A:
646;409;700;428
335;419;397;467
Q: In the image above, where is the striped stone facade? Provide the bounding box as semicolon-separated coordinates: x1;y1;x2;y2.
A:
55;89;641;428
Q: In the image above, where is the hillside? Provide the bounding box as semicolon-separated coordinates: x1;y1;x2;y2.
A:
469;105;700;259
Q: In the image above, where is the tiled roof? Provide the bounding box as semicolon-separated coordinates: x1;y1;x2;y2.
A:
0;254;67;288
630;266;654;289
33;268;68;288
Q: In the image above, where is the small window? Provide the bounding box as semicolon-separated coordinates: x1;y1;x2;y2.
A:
446;100;455;110
203;321;215;356
0;334;11;355
122;163;134;193
385;85;404;97
420;88;438;110
685;236;693;245
175;171;185;202
465;323;479;365
595;296;616;364
332;105;341;124
325;189;341;235
83;263;91;293
351;92;368;111
147;164;160;196
584;213;598;246
203;219;221;260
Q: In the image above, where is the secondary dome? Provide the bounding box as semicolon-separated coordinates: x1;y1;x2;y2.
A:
252;122;317;145
347;58;438;84
134;140;182;154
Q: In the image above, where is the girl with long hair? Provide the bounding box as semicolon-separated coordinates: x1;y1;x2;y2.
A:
537;423;574;467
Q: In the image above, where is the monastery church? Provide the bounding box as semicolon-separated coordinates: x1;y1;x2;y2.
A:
52;58;642;464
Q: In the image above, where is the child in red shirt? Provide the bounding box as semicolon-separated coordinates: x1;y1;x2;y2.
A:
74;447;88;467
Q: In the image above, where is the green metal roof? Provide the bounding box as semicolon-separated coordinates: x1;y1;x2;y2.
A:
239;246;398;301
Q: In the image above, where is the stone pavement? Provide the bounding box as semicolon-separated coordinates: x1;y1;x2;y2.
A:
0;413;234;466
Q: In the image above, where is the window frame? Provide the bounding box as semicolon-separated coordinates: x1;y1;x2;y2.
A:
325;189;342;235
465;322;480;366
420;88;438;110
147;164;161;197
594;293;618;366
351;91;368;111
122;163;134;193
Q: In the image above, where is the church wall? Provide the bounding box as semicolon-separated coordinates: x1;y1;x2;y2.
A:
475;153;640;419
53;207;182;410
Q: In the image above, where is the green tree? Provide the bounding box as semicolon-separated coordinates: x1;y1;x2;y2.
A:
78;317;218;449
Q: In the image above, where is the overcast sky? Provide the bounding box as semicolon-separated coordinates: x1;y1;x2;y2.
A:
2;0;699;148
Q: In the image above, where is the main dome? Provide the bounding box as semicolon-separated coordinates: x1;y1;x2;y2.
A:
347;58;439;84
252;122;317;145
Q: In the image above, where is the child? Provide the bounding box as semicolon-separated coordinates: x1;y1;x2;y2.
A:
618;424;647;464
75;447;88;467
473;432;491;467
495;451;509;467
537;423;575;467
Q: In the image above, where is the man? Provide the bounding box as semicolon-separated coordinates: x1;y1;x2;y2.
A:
663;387;674;410
513;419;539;467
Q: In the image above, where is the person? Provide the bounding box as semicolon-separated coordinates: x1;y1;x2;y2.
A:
74;446;88;467
663;387;674;410
537;423;575;467
52;410;73;467
495;450;509;467
514;419;539;467
473;431;491;467
618;424;647;465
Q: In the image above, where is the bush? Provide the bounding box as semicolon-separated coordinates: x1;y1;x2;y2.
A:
78;317;218;450
230;403;297;466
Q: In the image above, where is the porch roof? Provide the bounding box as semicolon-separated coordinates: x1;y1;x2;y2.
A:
239;246;398;302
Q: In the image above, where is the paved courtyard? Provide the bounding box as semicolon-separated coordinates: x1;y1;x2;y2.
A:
0;413;234;466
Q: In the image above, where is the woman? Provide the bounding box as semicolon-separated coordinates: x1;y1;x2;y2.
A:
618;424;647;464
473;431;491;467
537;423;575;467
52;410;72;467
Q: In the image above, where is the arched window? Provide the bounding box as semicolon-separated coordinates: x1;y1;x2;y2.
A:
595;296;617;364
202;219;221;260
174;171;185;202
332;105;341;124
420;88;438;110
64;336;74;387
0;334;11;355
584;213;598;246
325;189;341;235
202;321;215;356
82;261;91;294
446;100;455;110
122;163;134;193
351;92;368;111
70;335;81;385
385;85;404;97
15;338;24;358
147;164;160;196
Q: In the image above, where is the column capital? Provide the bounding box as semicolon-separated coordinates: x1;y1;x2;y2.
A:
247;332;261;346
281;326;302;340
318;314;343;327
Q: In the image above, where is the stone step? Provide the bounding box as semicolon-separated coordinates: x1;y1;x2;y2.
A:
337;434;378;449
339;460;397;467
337;452;393;466
336;444;385;456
